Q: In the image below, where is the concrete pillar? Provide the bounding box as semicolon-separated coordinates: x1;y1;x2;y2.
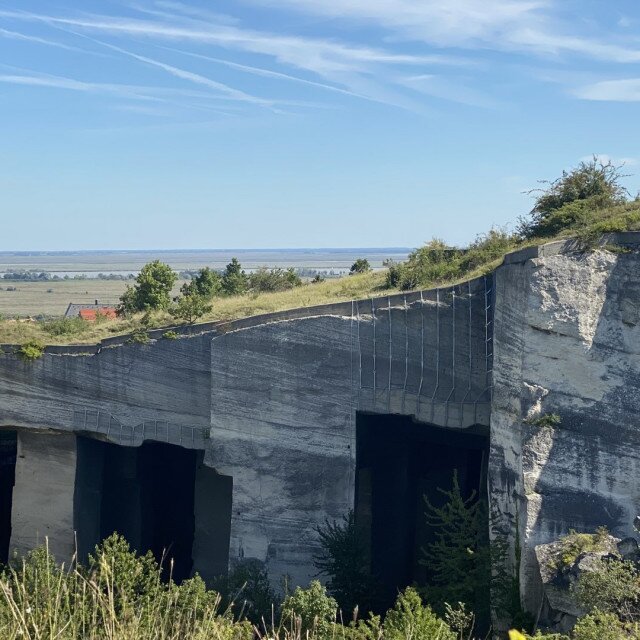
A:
192;461;232;584
10;430;77;562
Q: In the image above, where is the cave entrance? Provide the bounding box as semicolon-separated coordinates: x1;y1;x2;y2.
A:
355;413;488;609
75;437;200;582
0;430;17;564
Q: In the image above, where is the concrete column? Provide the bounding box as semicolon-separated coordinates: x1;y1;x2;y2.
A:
192;461;233;584
10;430;77;562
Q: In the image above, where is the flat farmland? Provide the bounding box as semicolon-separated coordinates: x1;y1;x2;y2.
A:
0;280;186;317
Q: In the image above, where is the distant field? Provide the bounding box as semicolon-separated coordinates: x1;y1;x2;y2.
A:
0;247;411;317
0;248;411;274
0;280;186;317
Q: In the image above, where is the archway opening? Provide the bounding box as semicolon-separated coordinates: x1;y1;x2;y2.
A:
0;430;17;564
75;437;203;582
355;412;488;610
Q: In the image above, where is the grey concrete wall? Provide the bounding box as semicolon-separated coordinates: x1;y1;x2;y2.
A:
10;430;77;561
4;237;638;609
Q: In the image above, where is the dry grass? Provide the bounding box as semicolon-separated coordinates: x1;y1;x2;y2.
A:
0;280;189;318
2;198;639;347
0;272;391;346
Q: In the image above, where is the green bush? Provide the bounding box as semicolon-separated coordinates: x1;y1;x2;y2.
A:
181;267;221;298
386;231;517;291
248;267;302;293
572;610;638;640
42;316;89;337
216;559;277;624
129;328;151;345
519;157;630;239
381;587;455;640
162;330;179;340
281;581;338;637
170;294;212;324
0;533;254;640
350;259;372;275
118;260;177;313
552;527;611;570
574;558;640;622
17;340;45;361
314;510;379;616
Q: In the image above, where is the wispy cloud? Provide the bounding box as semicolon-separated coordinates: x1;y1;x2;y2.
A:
0;6;470;111
0;26;89;52
243;0;640;64
399;74;498;108
574;78;640;102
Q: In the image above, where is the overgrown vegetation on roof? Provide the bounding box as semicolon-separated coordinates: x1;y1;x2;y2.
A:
1;157;638;347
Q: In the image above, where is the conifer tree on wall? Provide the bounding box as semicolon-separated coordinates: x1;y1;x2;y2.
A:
419;470;490;629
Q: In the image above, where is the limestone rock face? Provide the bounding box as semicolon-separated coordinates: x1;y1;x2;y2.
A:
491;241;640;618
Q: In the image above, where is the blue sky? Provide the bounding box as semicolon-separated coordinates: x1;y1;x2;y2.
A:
0;0;639;250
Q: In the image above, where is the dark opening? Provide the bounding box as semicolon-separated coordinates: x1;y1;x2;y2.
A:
0;430;17;564
355;412;488;609
75;437;198;582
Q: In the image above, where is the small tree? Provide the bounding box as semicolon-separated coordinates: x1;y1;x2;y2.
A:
314;511;378;616
118;260;177;313
221;258;248;296
419;471;490;625
350;258;372;274
170;294;212;324
181;267;221;298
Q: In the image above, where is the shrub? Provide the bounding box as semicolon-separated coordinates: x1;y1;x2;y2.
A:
552;527;611;570
17;340;44;361
381;587;455;640
519;157;630;239
162;330;179;340
249;267;302;293
281;580;338;637
170;294;212;324
572;609;636;640
129;328;151;345
217;559;277;624
118;260;177;313
574;558;640;622
525;413;562;428
350;259;372;275
42;316;89;337
314;511;379;616
0;533;254;640
181;267;221;298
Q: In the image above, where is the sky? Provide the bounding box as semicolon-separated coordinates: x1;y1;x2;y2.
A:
0;1;639;250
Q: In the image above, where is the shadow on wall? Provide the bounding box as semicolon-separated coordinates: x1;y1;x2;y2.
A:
0;430;17;564
354;412;488;609
74;436;233;583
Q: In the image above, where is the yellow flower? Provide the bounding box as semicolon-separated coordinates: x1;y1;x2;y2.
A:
508;631;527;640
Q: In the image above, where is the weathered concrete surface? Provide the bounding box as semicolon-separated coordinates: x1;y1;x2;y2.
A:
491;243;640;617
0;235;639;616
10;430;76;560
0;279;491;588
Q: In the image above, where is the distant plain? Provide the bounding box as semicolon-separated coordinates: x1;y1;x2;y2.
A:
0;248;410;316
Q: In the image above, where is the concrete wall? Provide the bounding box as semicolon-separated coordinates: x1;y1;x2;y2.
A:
1;234;639;613
10;430;76;560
